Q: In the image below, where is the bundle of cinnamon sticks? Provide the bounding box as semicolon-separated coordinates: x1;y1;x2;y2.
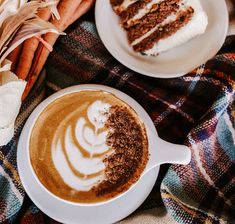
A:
8;0;95;100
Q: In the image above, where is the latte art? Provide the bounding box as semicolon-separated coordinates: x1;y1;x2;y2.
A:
52;101;111;191
30;91;148;203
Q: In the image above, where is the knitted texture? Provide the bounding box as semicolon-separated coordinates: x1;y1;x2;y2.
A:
0;17;235;223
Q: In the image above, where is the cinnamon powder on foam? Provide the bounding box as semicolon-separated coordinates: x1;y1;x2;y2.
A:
94;105;149;197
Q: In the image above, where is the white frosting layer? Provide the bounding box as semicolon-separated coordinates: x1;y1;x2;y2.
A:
114;0;139;13
52;100;112;191
143;0;208;55
126;0;162;26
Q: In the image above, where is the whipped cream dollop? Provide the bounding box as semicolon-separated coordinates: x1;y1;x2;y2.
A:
0;60;26;146
52;100;112;191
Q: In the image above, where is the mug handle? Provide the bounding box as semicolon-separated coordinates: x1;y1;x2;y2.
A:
156;137;191;165
147;135;191;171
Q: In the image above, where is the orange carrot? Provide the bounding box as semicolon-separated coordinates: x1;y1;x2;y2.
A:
68;0;95;25
22;0;95;99
15;7;52;80
6;45;22;72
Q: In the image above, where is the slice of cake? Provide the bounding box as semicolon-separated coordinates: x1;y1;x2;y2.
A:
110;0;208;56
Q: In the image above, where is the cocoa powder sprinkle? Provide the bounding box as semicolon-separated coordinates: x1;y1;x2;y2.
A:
94;105;148;196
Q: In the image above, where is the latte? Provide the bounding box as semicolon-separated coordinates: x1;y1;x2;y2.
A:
29;90;148;203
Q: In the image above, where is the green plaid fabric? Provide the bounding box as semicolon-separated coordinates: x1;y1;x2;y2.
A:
0;16;235;223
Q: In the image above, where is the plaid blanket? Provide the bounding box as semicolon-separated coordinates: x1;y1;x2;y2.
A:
1;14;235;224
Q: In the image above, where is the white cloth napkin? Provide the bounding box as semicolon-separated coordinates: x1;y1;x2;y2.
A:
0;60;26;146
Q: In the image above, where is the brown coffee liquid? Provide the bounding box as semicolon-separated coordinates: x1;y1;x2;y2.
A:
30;91;148;203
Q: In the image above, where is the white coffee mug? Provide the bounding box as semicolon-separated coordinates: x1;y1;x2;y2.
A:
17;84;191;224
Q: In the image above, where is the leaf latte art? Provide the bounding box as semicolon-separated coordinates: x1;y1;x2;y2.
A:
52;100;112;191
30;91;148;203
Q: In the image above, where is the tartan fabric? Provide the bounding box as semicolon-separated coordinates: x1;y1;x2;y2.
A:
0;16;235;223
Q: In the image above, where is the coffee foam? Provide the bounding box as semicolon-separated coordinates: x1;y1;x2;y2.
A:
51;101;112;191
29;90;148;203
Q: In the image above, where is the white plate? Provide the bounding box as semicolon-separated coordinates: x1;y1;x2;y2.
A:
17;85;159;224
95;0;228;78
18;149;158;224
